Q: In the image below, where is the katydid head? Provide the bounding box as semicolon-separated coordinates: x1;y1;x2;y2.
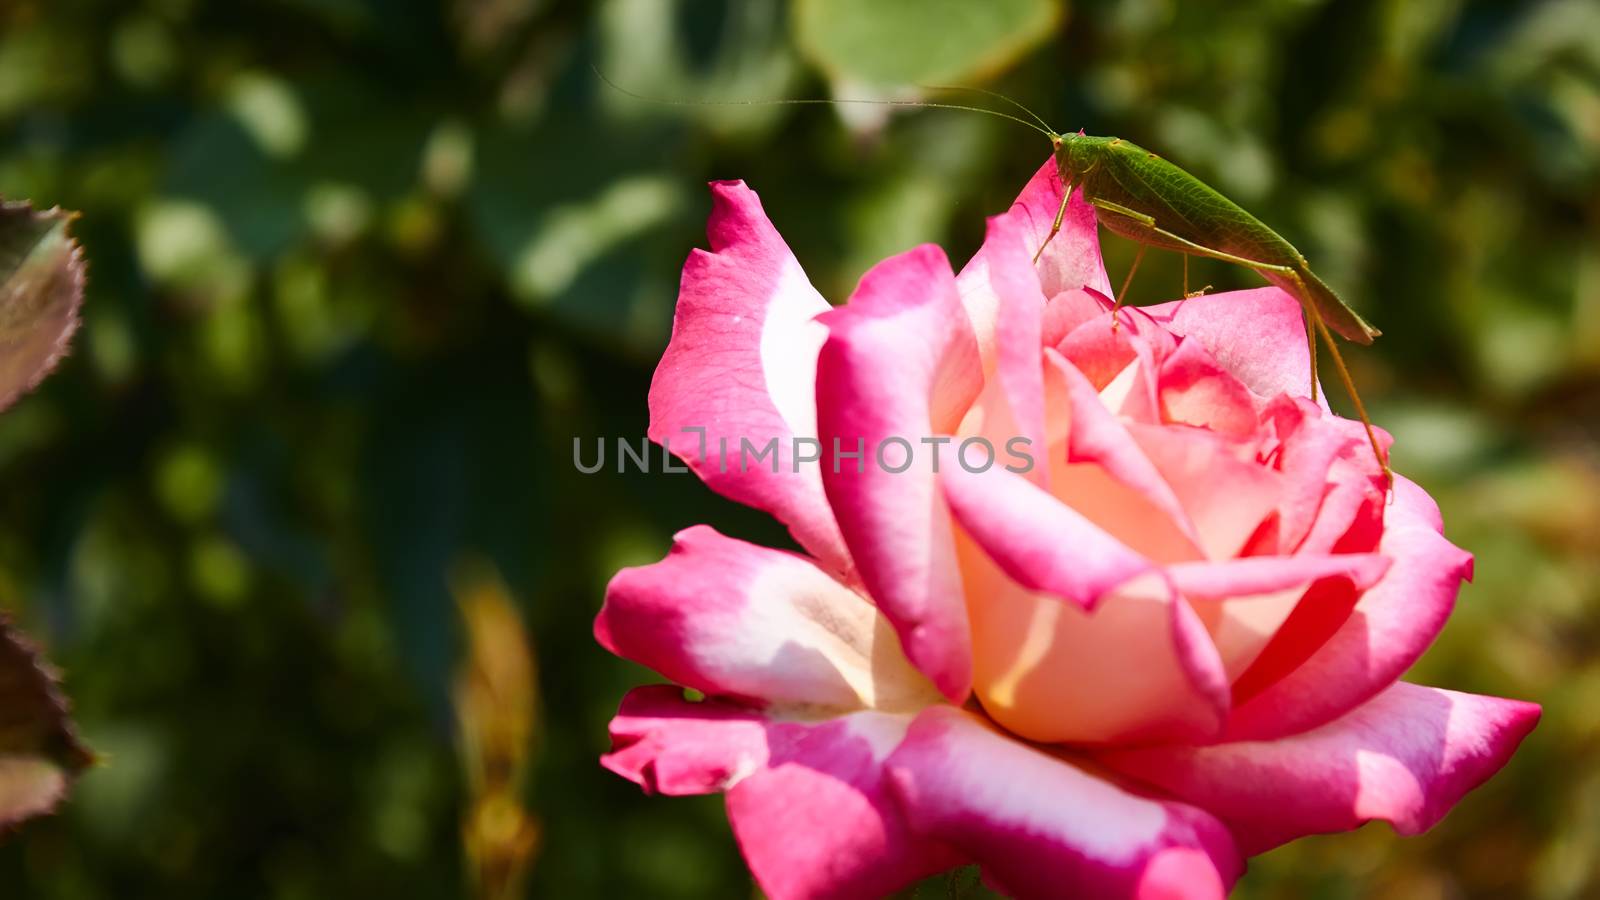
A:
1057;131;1112;186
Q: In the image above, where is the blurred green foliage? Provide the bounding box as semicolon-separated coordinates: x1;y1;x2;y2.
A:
793;0;1060;87
0;0;1596;897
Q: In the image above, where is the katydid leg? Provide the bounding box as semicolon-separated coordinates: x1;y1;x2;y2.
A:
1306;307;1320;403
1308;303;1393;489
1033;185;1073;264
1111;244;1147;331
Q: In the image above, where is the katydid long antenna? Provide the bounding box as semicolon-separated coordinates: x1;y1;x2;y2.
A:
590;66;1057;140
916;83;1058;135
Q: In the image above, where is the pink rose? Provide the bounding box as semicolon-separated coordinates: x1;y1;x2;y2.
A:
595;160;1538;899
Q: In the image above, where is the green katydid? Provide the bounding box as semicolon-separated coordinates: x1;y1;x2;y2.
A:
1040;127;1391;483
593;72;1392;482
1046;131;1379;343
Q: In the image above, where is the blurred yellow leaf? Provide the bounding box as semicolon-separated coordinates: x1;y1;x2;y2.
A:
453;564;540;900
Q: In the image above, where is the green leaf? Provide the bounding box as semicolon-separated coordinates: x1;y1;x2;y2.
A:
0;616;92;829
0;200;85;413
793;0;1062;87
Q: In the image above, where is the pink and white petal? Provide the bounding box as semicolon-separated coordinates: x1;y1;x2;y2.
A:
596;526;937;713
1042;286;1113;347
1043;458;1201;567
1293;469;1387;560
1142;287;1321;406
886;707;1242;899
1125;422;1284;562
1257;397;1363;553
1170;552;1391;682
729;710;966;900
1158;337;1260;439
602;685;774;796
957;543;1229;746
1225;577;1362;707
1098;681;1540;854
1167;553;1391;601
1292;427;1392;557
1224;476;1473;739
649;181;850;575
955;211;1050;485
816;245;983;701
602;687;963;900
1053;306;1175;403
942;463;1149;611
1046;350;1202;558
1001;158;1114;300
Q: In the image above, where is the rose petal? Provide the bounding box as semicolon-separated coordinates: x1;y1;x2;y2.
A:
942;463;1149;611
1125;422;1284;561
1042;286;1112;347
1046;349;1202;560
998;157;1114;302
886;706;1242;899
1158;336;1260;438
956;210;1050;486
1257;396;1363;553
1098;681;1540;854
957;546;1229;745
816;244;983;701
1049;347;1203;534
1142;287;1318;405
649;181;851;576
601;686;962;899
1170;552;1391;681
1054;306;1175;407
1167;553;1391;600
1292;424;1391;557
1225;476;1471;738
728;710;965;900
596;525;937;713
602;685;773;796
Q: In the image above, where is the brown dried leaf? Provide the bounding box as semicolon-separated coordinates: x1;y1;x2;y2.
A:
0;616;92;829
0;200;86;413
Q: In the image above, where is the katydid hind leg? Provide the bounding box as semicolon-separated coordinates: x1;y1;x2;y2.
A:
1090;182;1378;345
1310;306;1393;490
1093;200;1299;275
1277;268;1388;485
1305;306;1320;403
1090;202;1341;345
1294;265;1381;345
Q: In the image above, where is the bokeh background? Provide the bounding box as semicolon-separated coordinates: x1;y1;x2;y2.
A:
1;0;1597;896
